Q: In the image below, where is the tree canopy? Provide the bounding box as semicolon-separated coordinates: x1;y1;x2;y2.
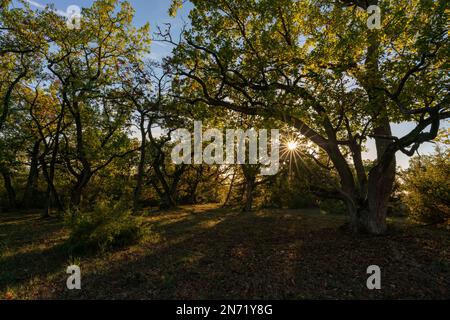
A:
165;0;449;233
0;0;448;235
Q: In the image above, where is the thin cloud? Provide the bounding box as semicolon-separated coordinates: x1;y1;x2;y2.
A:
25;0;71;17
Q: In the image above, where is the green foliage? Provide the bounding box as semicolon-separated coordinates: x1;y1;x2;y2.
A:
263;173;317;209
66;200;147;253
169;0;183;17
1;0;449;236
168;0;449;234
401;149;450;224
318;199;348;215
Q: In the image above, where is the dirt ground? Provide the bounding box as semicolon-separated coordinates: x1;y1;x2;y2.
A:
1;204;449;299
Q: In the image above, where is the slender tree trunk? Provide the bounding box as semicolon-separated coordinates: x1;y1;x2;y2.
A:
40;140;64;216
70;187;83;209
243;178;255;212
159;193;176;210
189;181;199;204
149;167;181;210
167;166;186;208
223;169;236;207
29;96;65;217
151;175;177;210
42;185;52;218
148;124;186;210
152;169;178;210
40;158;63;217
1;168;17;209
133;111;147;212
46;108;64;215
22;140;40;209
188;166;203;204
70;169;92;209
68;101;93;210
0;71;27;132
242;165;257;212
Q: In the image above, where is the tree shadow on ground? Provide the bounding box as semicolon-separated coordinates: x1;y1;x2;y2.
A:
2;207;449;299
58;208;307;299
0;212;70;293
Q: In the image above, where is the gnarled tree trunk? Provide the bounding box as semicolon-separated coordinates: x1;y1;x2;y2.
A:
70;168;92;209
351;26;397;235
242;165;257;212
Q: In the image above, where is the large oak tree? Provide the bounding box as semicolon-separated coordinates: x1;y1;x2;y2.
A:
167;0;449;234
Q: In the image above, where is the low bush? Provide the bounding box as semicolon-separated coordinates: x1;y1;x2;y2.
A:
66;200;147;253
401;150;450;224
318;199;348;215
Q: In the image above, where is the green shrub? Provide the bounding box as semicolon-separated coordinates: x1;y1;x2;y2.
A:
285;193;317;209
401;150;450;224
66;200;147;253
318;199;348;215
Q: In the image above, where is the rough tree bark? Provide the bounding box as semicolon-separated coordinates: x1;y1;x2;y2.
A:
241;165;258;212
223;169;236;207
354;29;396;235
22;140;40;209
1;167;17;209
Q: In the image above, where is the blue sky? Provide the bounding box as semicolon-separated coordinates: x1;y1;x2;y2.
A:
23;0;192;60
19;0;446;167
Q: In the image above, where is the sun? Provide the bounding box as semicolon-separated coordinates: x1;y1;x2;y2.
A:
287;140;298;151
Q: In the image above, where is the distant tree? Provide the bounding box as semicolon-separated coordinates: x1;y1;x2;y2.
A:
0;0;46;131
122;62;191;210
32;0;150;209
22;85;68;215
1;0;151;212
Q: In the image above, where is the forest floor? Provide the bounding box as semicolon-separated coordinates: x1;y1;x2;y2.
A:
1;204;449;300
